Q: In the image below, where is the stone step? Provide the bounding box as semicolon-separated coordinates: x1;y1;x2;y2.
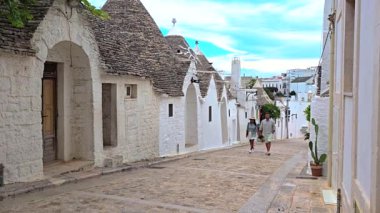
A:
103;155;124;168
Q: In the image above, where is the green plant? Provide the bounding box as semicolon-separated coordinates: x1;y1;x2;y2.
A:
246;79;257;89
309;118;327;166
304;132;310;140
276;91;284;97
304;105;311;122
261;103;280;119
264;88;275;100
1;0;109;28
290;90;296;96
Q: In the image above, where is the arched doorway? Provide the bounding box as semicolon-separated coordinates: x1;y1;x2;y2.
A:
185;84;198;147
220;98;228;144
42;41;94;164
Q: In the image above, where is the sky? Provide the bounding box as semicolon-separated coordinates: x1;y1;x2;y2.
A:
91;0;324;77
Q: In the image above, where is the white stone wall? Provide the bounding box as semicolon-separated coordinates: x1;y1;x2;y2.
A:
0;54;44;183
159;97;185;156
320;0;332;93
0;0;103;183
290;82;316;102
228;99;238;144
310;97;329;159
200;76;223;150
238;107;249;143
288;100;310;139
101;75;160;163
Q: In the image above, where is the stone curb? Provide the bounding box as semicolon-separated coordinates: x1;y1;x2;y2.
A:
0;142;249;201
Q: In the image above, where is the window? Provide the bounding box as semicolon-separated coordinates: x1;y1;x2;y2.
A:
245;112;247;118
209;106;212;122
125;84;137;99
228;109;230;117
169;104;173;117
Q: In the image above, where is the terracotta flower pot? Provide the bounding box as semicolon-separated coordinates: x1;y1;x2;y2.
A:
310;163;323;177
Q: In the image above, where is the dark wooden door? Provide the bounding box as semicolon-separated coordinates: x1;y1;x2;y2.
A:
42;63;57;164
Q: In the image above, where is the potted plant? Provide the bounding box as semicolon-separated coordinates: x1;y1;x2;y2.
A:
309;118;327;176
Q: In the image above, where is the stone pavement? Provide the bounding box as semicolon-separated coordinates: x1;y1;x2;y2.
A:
0;139;336;212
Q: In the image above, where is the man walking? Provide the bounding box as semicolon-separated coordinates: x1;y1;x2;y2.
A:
260;112;276;156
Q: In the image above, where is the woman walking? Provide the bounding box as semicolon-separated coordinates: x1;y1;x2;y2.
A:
246;117;258;153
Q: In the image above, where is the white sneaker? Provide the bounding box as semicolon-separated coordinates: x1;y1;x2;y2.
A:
249;150;252;153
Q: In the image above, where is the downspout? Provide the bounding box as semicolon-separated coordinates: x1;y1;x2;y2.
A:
327;2;336;187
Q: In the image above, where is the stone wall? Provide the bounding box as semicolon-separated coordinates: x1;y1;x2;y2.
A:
309;97;329;176
0;0;103;183
0;53;44;183
310;97;329;157
200;76;223;150
101;75;160;163
228;99;238;144
159;97;185;156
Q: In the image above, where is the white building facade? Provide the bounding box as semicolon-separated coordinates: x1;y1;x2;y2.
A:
326;0;380;212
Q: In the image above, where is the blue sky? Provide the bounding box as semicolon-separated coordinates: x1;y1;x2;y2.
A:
91;0;324;77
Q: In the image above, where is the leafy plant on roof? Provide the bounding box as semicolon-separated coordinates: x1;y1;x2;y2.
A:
1;0;109;28
276;91;284;97
263;88;275;100
246;79;257;89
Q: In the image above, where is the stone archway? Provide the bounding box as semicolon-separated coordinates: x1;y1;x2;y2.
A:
42;41;94;164
220;98;228;144
185;84;198;147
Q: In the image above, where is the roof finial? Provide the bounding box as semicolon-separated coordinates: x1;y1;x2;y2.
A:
172;18;177;27
194;40;203;55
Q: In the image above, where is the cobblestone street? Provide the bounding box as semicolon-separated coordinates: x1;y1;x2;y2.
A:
0;139;332;212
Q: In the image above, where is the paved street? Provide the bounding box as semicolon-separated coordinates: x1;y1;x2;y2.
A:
0;140;319;212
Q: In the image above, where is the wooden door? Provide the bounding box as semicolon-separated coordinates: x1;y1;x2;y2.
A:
42;63;57;164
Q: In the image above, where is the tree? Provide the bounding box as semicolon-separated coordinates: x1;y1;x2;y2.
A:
290;90;296;96
261;103;280;120
246;79;257;89
0;0;109;28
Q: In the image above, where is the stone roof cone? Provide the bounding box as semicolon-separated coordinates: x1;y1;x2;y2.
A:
89;0;186;96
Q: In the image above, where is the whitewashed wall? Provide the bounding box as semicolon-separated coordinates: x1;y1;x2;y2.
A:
355;0;376;199
228;99;238;144
101;76;160;163
200;76;223;150
158;97;184;156
310;97;329;175
238;107;249;143
0;0;103;183
288;100;310;139
310;97;329;157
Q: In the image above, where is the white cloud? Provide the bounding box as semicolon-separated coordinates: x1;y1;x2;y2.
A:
90;0;324;77
209;54;318;75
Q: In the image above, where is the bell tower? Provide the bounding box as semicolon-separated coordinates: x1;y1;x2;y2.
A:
230;57;241;96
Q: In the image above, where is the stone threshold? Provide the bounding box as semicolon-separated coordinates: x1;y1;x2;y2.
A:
0;142;248;201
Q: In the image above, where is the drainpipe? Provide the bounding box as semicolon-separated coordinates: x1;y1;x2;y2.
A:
327;3;336;187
